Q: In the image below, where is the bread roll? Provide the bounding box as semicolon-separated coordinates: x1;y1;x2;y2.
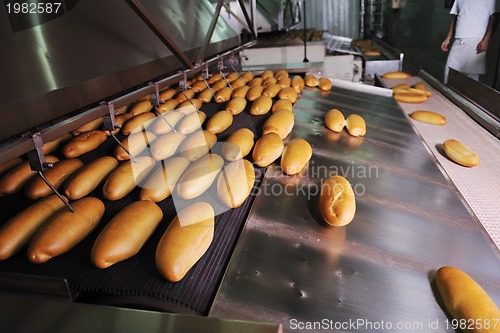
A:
274;69;289;80
114;131;157;161
177;99;203;115
241;71;254;82
91;200;163;268
27;197;105;264
176;154;224;200
64;156;118;200
246;85;264;101
102;156;155;201
175;89;195;102
140;156;190;202
129;100;152;116
394;93;428;103
190;80;208;92
222;128;255;161
211;79;228;92
180;130;217;162
262;84;282;98
225;72;239;83
156;202;214;282
443;139;480;167
272;99;293;113
262;109;294;139
226;97;247;115
252;132;284;167
159;88;178;101
0;157;23;176
208;72;222;84
391;83;410;90
248;77;263;87
72;118;104;135
291;75;305;94
250;95;273;115
230;78;246;89
62;130;107;158
157;99;180;114
319;176;356;226
206;110;233;134
151;111;184;135
318;77;332;91
435;266;500;333
277;87;298;103
25;158;84;200
0;156;59;195
277;77;292;88
382;71;411;79
121;112;156;135
231;85;251;99
304;74;319;87
345;114;366;137
150;131;186;161
105;113;133;136
409;111;446;125
217;159;255;208
280;138;312;175
325;109;346;133
176;111;206;135
197;88;214;103
0;195;67;260
261;70;274;79
413;82;432;96
262;77;277;87
214;87;233;103
42;133;73;154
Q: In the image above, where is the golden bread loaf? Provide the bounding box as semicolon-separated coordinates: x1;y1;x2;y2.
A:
319;176;356;226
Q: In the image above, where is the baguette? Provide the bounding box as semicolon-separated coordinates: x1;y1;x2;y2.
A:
91;200;163;268
180;130;217;162
0;195;67;260
435;266;500;333
325;109;346;133
291;75;305;94
27;197;105;264
226;97;247;115
42;133;73;154
140;156;190;202
206;110;233;134
246;85;264;101
277;87;298;103
280;138;312;175
0;156;59;195
231;86;251;99
443;139;480;167
217;159;255;208
345;114;366;137
319;176;356;226
176;154;224;200
252;132;284;167
102;156;155;201
304;74;319;87
25;158;84;200
197;88;214;103
262;109;295;139
63;156;118;200
114;131;157;161
156;202;214;282
176;111;206;135
222;128;255;161
394;93;428;103
272;99;293;113
383;71;411;79
62;130;107;158
250;95;273;115
409;111;446;125
413;82;432;96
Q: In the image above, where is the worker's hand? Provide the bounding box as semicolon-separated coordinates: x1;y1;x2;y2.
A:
477;39;489;54
441;39;450;52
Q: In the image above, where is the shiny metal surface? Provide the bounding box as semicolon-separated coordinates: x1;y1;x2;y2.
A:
210;88;500;332
0;0;239;141
0;294;282;333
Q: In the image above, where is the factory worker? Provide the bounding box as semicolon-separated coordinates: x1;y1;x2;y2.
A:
441;0;498;83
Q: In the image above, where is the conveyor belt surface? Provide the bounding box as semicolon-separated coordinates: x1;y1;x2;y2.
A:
209;87;500;332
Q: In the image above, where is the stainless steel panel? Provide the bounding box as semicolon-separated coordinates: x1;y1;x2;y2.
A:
210;88;500;332
0;294;282;333
0;0;239;141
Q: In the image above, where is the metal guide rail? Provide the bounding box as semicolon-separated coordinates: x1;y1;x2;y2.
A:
209;87;500;332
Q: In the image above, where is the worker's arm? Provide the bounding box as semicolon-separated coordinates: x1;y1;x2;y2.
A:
477;13;498;53
441;15;457;52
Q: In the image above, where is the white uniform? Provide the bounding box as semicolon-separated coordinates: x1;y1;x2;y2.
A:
444;0;495;82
